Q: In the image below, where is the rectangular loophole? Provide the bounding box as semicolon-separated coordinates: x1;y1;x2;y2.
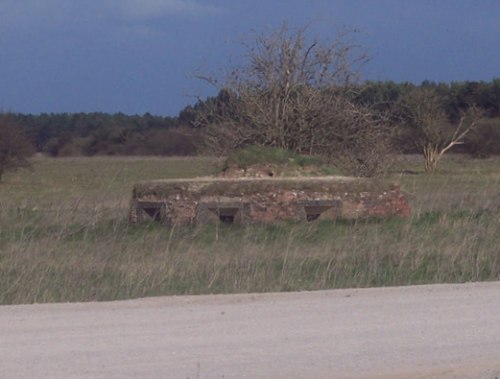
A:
305;206;332;221
301;200;340;222
196;201;248;225
210;207;240;224
137;202;165;222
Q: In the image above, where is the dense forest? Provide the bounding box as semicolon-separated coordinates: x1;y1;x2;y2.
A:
5;79;500;157
10;112;197;157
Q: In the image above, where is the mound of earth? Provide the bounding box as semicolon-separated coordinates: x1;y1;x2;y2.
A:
215;146;339;178
217;163;329;178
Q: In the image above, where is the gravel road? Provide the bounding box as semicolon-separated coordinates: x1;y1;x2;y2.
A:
1;282;500;379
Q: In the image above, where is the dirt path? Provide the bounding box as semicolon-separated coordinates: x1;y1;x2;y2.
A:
1;282;500;379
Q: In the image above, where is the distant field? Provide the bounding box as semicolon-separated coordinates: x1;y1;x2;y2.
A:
0;155;499;305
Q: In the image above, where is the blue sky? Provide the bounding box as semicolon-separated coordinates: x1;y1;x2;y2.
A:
0;0;498;116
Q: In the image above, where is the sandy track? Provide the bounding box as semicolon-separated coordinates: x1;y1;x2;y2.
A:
1;282;500;379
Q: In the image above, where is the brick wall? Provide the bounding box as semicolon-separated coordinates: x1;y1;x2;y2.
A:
130;177;411;226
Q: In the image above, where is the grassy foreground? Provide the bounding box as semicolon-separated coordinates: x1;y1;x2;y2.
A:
0;155;499;305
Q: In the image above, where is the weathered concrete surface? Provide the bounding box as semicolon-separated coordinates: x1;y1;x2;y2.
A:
1;282;500;379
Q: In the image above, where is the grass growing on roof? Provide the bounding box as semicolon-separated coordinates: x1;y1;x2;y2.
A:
132;176;388;199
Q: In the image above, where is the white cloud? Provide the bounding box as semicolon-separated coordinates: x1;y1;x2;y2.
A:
0;0;220;33
117;0;220;21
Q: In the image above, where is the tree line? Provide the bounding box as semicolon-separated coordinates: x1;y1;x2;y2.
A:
9;112;197;157
0;79;498;177
3;79;497;157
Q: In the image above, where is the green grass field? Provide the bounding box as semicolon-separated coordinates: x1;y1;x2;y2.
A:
0;155;499;305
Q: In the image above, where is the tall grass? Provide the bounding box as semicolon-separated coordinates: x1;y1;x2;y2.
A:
0;155;499;305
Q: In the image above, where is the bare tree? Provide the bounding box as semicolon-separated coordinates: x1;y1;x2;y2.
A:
0;114;34;181
192;23;394;176
311;94;395;177
398;88;483;172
